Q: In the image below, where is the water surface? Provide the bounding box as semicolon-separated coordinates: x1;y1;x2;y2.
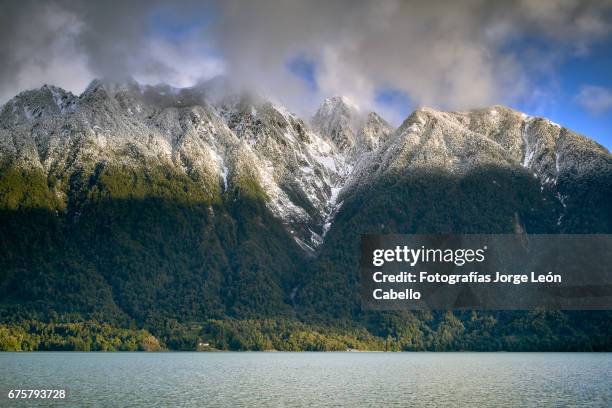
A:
1;352;610;407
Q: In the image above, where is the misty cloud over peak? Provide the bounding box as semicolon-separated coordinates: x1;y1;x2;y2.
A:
1;0;612;127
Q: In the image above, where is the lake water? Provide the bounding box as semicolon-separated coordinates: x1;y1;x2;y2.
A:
1;352;610;407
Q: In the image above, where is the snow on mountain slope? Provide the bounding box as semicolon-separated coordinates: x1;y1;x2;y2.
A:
0;80;343;252
215;92;344;251
309;96;395;216
311;96;360;153
345;104;610;232
311;96;393;162
1;79;610;252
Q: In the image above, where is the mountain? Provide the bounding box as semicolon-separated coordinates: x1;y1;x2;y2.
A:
0;79;610;351
345;105;610;228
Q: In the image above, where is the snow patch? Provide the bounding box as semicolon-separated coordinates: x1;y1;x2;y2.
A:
220;165;229;191
406;123;421;133
210;149;229;192
330;187;341;205
301;165;314;174
294;237;315;253
522;121;534;168
314;154;336;172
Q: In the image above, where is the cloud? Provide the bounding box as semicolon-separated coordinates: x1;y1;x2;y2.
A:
575;85;612;114
132;33;225;88
0;1;92;102
0;0;220;101
1;0;611;124
210;0;612;119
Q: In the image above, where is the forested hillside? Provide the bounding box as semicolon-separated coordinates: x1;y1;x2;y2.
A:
1;80;611;351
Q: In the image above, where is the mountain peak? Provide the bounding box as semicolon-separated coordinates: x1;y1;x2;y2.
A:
0;83;79;125
322;95;359;110
356;111;393;152
312;96;363;151
83;78;107;94
82;78;147;99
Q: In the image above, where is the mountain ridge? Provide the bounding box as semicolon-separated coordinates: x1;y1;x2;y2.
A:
1;78;611;351
3;78;608;252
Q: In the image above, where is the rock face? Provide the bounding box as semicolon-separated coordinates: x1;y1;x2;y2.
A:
1;80;610;249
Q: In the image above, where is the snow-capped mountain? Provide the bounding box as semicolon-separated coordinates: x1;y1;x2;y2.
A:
0;79;610;253
1;78;611;340
311;96;393;162
349;105;610;190
350;105;610;233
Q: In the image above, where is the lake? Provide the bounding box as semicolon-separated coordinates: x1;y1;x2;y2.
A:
1;352;610;407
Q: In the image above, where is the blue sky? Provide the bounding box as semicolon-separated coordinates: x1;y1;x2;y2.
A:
526;40;612;149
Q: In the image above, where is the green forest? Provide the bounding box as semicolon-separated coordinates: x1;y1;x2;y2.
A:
0;160;611;351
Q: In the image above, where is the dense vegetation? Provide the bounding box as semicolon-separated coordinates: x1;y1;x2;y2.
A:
0;161;611;351
0;320;161;351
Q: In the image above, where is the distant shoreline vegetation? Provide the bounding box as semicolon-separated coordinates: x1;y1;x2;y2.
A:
2;313;610;352
0;321;162;352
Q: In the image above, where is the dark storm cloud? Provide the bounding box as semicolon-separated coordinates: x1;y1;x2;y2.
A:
1;0;611;120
